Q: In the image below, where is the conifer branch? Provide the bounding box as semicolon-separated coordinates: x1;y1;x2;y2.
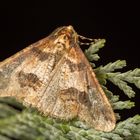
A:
85;39;105;61
98;60;126;72
0;109;139;140
113;100;135;110
107;72;136;98
0;39;140;140
94;60;140;98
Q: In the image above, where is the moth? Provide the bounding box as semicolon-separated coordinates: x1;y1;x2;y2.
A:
0;25;116;132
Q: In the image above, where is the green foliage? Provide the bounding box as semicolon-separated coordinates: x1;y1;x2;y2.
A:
85;39;106;62
0;106;139;140
95;61;140;98
0;39;140;140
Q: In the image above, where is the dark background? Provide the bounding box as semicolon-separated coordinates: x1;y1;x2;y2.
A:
0;1;140;120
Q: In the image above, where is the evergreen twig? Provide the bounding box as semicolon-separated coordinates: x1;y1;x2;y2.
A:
0;39;139;140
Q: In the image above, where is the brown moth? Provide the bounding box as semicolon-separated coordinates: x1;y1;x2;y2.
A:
0;25;116;131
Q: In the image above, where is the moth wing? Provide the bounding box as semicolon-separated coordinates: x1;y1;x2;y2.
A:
0;33;115;131
36;44;116;131
0;35;67;106
74;45;116;131
0;31;82;120
35;48;82;120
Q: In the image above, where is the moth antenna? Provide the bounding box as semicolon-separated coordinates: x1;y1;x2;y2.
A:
78;35;95;41
78;35;101;45
78;41;93;46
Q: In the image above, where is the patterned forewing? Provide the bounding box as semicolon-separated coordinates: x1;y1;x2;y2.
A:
0;36;69;107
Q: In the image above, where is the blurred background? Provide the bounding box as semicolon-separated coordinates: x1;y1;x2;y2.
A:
0;1;140;120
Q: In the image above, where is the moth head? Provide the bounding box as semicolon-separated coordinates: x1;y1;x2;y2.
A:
52;25;78;49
